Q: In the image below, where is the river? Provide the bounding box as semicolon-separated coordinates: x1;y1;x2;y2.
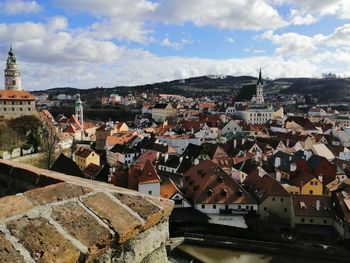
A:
172;244;341;263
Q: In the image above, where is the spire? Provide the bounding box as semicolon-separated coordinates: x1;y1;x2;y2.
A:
7;45;16;64
257;68;263;85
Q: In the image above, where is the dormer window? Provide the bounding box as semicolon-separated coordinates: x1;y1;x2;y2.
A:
208;189;213;196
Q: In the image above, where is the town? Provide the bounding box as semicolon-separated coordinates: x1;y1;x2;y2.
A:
1;46;350;262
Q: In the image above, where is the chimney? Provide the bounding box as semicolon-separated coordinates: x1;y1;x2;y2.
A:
290;163;297;172
194;158;199;165
276;171;281;182
179;156;183;163
156;151;160;160
165;153;169;162
274;157;281;168
318;175;323;183
233;139;237;149
316;200;320;211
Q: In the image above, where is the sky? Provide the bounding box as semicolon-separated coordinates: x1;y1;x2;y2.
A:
1;0;350;90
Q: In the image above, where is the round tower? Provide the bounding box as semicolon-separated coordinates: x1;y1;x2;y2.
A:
75;93;84;140
4;46;22;91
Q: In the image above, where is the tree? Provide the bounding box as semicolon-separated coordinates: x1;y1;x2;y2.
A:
41;124;59;169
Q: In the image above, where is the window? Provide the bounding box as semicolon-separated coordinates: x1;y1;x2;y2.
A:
238;205;241;209
213;205;216;209
323;220;327;224
310;181;313;185
246;205;249;210
284;208;287;212
201;204;205;209
272;197;275;201
301;218;305;223
281;198;284;202
315;182;318;185
148;190;152;195
310;219;314;223
264;207;267;211
309;190;313;195
225;205;229;210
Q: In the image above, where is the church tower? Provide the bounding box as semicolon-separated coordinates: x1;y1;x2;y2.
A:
4;46;22;91
255;68;264;104
75;93;84;140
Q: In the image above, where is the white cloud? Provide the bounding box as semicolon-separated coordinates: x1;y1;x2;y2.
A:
160;38;192;50
262;30;316;57
157;0;287;30
55;0;287;44
0;0;42;15
226;37;235;44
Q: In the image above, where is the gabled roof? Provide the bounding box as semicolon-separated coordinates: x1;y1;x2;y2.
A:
51;153;85;178
75;147;97;159
244;169;290;203
183;160;257;205
290;171;317;187
138;160;161;184
292;195;332;218
285;116;317;131
160;178;182;199
83;163;102;179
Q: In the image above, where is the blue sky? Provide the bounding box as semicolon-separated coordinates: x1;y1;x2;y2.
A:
1;0;350;90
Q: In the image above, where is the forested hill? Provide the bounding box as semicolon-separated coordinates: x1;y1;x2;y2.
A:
32;75;350;103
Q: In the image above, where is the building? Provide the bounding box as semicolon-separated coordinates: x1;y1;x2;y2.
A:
291;195;333;227
75;93;84;140
244;169;293;225
235;70;283;125
74;147;100;170
138;160;161;196
152;103;177;123
183;160;258;216
250;69;264;104
0;47;36;118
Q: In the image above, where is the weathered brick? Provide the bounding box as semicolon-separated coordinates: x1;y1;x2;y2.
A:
0;232;25;263
24;182;92;205
146;197;174;218
7;217;81;263
0;195;33;218
113;192;163;230
82;192;143;243
52;202;112;255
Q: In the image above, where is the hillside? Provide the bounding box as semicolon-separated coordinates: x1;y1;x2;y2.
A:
32;75;350;103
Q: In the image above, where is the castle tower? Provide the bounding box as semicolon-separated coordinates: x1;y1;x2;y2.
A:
4;46;22;91
75;93;84;140
255;68;264;104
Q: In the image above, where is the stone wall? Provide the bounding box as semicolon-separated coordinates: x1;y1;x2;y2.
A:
0;160;174;262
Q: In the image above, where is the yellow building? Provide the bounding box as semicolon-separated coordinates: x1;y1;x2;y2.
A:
74;147;100;170
152;103;176;123
291;172;323;196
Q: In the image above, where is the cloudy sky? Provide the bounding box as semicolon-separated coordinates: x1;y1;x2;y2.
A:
1;0;350;90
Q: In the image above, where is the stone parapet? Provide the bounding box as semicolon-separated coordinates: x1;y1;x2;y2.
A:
0;160;174;262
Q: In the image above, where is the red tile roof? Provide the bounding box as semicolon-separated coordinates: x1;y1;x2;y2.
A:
138;160;161;184
0;90;35;101
183;160;256;205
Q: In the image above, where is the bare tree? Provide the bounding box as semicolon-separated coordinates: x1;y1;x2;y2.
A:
41;124;59;169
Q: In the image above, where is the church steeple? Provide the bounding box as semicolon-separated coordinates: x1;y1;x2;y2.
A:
4;45;22;91
257;68;263;86
251;68;264;104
